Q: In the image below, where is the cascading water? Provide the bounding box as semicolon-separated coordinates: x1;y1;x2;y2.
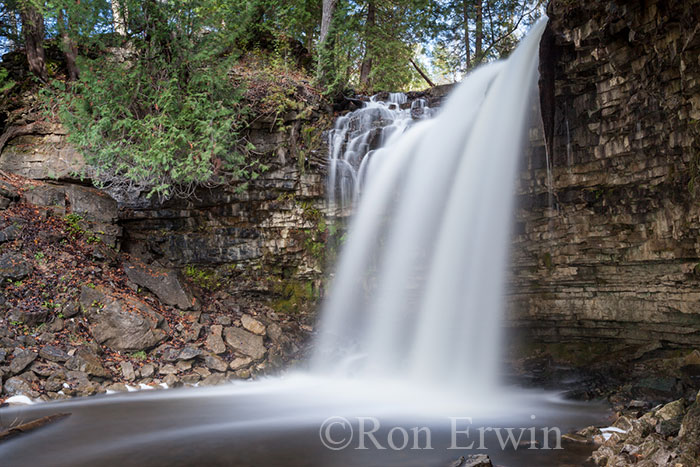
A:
314;19;546;397
0;19;609;467
327;92;435;211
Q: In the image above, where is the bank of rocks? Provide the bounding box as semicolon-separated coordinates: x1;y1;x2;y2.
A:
0;174;310;404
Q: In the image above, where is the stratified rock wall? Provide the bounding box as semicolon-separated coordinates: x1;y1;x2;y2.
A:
509;0;700;347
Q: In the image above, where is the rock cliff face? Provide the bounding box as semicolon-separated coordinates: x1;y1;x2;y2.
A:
119;109;330;314
509;0;700;348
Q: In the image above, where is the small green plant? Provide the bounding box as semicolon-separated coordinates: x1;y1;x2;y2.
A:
184;265;220;290
131;351;147;360
10;320;22;326
64;213;85;236
86;282;96;289
34;251;46;261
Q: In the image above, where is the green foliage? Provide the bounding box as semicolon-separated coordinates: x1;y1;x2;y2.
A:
272;279;315;314
184;264;220;290
0;67;15;93
131;350;147;360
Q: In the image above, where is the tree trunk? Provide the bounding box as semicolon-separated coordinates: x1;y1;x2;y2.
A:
112;0;127;35
19;5;48;82
474;0;483;66
317;0;339;89
359;1;376;89
319;0;338;46
58;11;80;81
462;0;471;70
409;58;435;87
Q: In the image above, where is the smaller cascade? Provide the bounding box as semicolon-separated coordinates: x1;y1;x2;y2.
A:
327;92;435;211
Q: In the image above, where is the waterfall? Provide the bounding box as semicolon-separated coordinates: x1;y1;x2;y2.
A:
314;19;548;397
327;92;435;211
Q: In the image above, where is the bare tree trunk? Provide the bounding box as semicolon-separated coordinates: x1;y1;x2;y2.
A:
319;0;338;46
474;0;483;66
19;5;48;82
112;0;127;35
58;11;79;81
409;58;435;88
462;0;471;70
359;1;376;89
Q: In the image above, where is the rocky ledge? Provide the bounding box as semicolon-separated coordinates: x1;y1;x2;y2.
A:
0;173;311;405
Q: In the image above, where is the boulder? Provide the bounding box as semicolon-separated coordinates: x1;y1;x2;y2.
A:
0;224;21;243
224;327;266;360
241;314;266;335
3;375;34;397
124;261;198;310
9;348;38;374
79;285;167;351
206;324;226;354
202;354;228;372
65;348;110;378
0;252;32;283
39;345;70;362
121;361;136;381
22;184;66;214
7;308;48;326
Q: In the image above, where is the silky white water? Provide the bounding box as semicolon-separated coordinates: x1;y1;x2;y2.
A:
327;92;435;211
314;19;547;400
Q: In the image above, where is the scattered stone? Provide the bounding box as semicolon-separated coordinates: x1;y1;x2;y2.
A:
121;361;136;381
163;374;181;388
7;309;48;326
266;322;284;342
124;262;198;310
241;314;266;335
176;360;192;372
229;357;252;371
181;323;202;342
562;433;590;443
180;374;201;385
61;302;80;318
9;349;38;374
203;354;228;372
656;399;685;421
161;347;181;362
224;327;266;360
200;373;227;386
0;224;21;243
206;325;226;354
106;383;129;393
159;364;178;375
177;346;203;361
0;252;32;283
2;375;34;397
65;348;110;378
193;367;211;378
215;315;232;326
80;285;167;351
139;363;155;378
29;361;62;377
39;345;70;362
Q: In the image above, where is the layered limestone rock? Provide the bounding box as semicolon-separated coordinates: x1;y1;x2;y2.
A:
509;0;700;347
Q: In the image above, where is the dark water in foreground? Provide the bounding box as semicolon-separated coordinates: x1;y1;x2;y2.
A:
0;377;610;467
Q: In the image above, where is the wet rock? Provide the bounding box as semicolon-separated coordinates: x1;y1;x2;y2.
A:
266;322;284;342
80;285;167;351
206;324;226;354
9;348;38;374
200;373;227;386
106;383;129;392
224;327;266;360
121;361;136;381
124;262;198;310
0;252;32;283
163;374;181;387
202;354;228;372
241;314;266;335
